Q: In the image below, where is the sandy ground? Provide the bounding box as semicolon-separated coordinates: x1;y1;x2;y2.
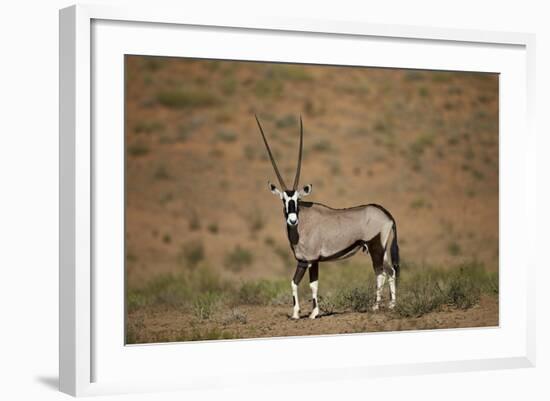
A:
127;296;498;344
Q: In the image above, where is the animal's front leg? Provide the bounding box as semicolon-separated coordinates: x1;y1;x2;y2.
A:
308;261;319;319
291;263;307;319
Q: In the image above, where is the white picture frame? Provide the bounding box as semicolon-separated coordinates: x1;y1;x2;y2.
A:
59;4;536;397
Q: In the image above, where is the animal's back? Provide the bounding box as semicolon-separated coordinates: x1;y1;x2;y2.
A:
296;202;388;261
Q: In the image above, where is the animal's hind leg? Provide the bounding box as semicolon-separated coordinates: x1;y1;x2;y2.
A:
308;262;319;319
383;230;397;309
367;236;385;311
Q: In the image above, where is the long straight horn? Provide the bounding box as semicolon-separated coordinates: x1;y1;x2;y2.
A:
255;114;287;190
293;115;303;190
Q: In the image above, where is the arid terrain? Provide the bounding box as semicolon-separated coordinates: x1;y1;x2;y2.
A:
125;56;499;344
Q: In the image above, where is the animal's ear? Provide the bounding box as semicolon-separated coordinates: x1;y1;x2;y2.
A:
269;181;282;198
299;184;312;197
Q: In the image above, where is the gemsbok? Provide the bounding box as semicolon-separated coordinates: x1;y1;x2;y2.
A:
255;115;400;319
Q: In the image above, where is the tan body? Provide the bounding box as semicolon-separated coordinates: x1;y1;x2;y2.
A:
292;202;394;263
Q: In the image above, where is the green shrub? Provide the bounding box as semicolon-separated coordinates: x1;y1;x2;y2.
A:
189;212;201;231
254;78;283;98
448;242;461;256
393;276;446;318
224;246;253;272
238;280;287;305
276;114;298;129
339;286;375;313
216;130;237;143
318;294;339;315
179;240;205;268
207;223;219;234
445;273;480;309
275;65;313;81
157;89;218;108
393;262;495;317
192;292;220;320
134;120;165;134
312;139;332;153
127;143;150;157
154;165;171;180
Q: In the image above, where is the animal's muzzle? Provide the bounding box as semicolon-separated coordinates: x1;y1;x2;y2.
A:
287;213;298;226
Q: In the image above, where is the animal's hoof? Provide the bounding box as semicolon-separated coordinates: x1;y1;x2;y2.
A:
291;310;300;320
309;308;319;319
388;301;396;310
371;304;380;312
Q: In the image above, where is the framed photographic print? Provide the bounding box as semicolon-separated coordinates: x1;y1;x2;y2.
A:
59;4;536;397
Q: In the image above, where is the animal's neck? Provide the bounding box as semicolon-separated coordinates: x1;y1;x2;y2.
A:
286;223;300;246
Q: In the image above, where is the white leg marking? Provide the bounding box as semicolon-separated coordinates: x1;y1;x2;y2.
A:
373;273;386;311
388;269;396;309
309;280;319;319
291;280;300;319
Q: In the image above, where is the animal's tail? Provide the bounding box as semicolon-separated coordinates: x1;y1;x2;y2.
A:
390;223;400;286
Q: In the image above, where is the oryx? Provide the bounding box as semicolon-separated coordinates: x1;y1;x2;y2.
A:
255;115;400;319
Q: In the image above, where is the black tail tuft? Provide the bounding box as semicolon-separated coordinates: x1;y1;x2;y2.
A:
390;223;400;286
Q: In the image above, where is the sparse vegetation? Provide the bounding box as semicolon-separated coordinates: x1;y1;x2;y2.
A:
276;65;314;81
329;161;341;176
339;286;375;312
472;169;485;180
254;77;283;98
393;262;495;317
142;57;163;72
216;130;237;143
127;142;150;157
193;292;220;320
224;246;254;272
223;308;248;325
273;244;293;267
448;241;461;256
238;279;288;305
127;259;498;342
243;145;256;160
178;240;205;268
312;139;333;153
276;114;298;129
134;120;165;134
153;165;171;180
189;211;201;231
157;89;219;108
207;222;219;234
247;209;265;234
410;198;429;209
418;86;429;97
220;77;237;95
404;70;425;81
409;133;435;157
